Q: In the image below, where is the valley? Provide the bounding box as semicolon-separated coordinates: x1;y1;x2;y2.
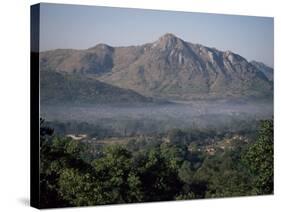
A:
39;33;274;207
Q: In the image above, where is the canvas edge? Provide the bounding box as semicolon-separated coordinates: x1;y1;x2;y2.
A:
30;3;41;209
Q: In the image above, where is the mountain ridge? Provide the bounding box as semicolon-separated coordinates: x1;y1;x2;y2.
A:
40;33;273;101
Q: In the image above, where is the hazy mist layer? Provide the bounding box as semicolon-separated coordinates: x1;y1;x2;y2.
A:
41;100;273;133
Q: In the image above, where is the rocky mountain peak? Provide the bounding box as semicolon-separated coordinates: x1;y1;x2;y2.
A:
88;43;114;52
153;33;185;51
159;33;178;40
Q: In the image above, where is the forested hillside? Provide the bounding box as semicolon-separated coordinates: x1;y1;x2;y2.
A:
39;119;273;208
40;70;153;104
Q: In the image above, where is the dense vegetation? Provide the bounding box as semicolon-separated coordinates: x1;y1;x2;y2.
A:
40;70;152;105
39;119;273;208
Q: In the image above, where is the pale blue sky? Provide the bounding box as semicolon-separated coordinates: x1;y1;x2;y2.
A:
39;3;274;67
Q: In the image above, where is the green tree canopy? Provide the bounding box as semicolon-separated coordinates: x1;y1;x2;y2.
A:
243;119;273;194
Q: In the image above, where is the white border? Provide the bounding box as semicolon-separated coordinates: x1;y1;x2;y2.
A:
0;0;280;211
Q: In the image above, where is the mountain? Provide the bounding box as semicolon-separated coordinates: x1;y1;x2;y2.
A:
40;70;153;105
40;44;114;75
250;61;273;81
40;33;273;100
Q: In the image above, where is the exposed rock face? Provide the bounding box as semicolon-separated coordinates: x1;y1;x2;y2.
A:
40;33;273;100
250;61;273;81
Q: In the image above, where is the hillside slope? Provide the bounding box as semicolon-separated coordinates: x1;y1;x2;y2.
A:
40;33;273;100
40;71;153;105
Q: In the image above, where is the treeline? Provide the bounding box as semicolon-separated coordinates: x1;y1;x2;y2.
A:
39;119;273;208
47;117;259;140
46;120;115;139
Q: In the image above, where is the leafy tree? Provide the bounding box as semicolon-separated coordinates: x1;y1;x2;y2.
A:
40;118;93;208
134;147;184;201
91;145;143;204
39;118;68;208
160;142;187;169
243;119;273;194
39;118;269;207
58;168;98;206
178;161;193;183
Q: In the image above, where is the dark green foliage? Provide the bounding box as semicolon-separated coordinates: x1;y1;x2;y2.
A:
39;119;273;208
135;147;184;201
243;119;273;194
194;152;255;198
40;119;93;208
40;119;68;208
91;145;141;204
